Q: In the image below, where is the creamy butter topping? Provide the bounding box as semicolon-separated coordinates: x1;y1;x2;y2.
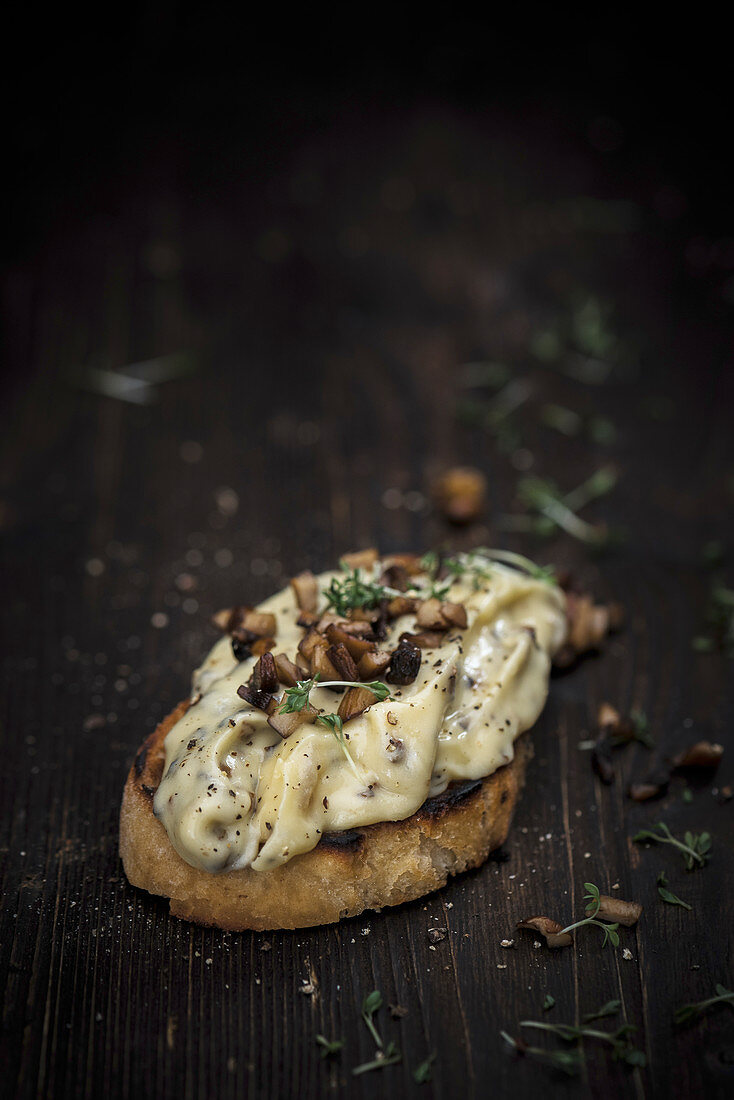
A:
154;557;567;872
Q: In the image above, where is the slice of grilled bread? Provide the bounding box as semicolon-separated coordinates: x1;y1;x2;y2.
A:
120;699;530;931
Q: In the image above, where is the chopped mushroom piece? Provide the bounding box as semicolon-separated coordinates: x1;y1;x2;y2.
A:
310;642;340;681
598;702;622;731
516;917;573;948
440;601;468;628
382;553;424;576
628;773;669;802
236;683;277;713
213;606;278;638
296;610;319;628
337;686;378;723
327;642;359;682
357;650;392;679
325;624;375;661
241;609;277;637
252;651;278;694
592;738;615;785
671;741;724;770
251;636;276;656
380;563;410;591
553;592;623;668
231;628;258;662
594;895;643;926
268;703;318;739
341;548;379;570
415;598;447;630
432;466;487;524
212;606;243;632
386;640;422;685
273;652;302;687
290;571;319;614
415;598;468;631
298;627;322;662
386;595;417;618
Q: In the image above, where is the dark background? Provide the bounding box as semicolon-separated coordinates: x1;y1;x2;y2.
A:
2;12;733;1099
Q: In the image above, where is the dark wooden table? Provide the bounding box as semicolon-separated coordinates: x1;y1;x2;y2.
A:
2;74;733;1099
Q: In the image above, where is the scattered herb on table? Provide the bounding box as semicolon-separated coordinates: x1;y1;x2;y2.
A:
315;1035;344;1059
500;1031;582;1077
693;580;734;656
361;990;385;1048
352;1041;402;1076
514;466;617;546
518;1019;646;1067
633;822;712;870
582;1000;621;1022
412;1053;436;1084
674;984;734;1024
559;883;621;948
543;994;556;1012
657;871;692;911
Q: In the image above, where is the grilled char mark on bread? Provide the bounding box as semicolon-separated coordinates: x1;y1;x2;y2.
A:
120;699;530;931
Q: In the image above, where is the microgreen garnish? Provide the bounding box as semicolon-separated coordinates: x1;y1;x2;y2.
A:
559;883;620;948
314;714;361;782
633;822;712;870
279;676;391;714
315;1035;345;1058
543;995;556;1011
326;569;387;615
540;403;582;437
361;990;384;1048
352;1041;402;1076
278;677;389;782
656;871;692;911
582;1000;621;1022
518;1020;645;1068
516;467;616;546
674;984;734;1024
352;991;402;1075
500;1031;582;1076
693;580;734;656
412;1053;436;1084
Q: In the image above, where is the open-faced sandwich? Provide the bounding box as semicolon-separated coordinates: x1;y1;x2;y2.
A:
120;549;571;930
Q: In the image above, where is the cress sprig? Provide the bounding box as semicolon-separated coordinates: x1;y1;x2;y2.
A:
279;676;390;783
633;821;712;870
559;882;621;948
279;675;391;714
674;984;734;1024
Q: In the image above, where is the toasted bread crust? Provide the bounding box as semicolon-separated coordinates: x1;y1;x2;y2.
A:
120;700;531;930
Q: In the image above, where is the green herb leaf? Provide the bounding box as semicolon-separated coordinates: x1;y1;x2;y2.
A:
519;1018;645;1068
352;1040;401;1076
361;990;384;1048
582;1000;621;1022
325;568;387;616
674;984;734;1024
633;821;711;871
543;994;556;1012
500;1031;582;1076
656;871;692;911
412;1053;436;1084
315;1034;344;1058
560;881;623;948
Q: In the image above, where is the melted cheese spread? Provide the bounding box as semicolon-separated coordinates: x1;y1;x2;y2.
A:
154;559;566;872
